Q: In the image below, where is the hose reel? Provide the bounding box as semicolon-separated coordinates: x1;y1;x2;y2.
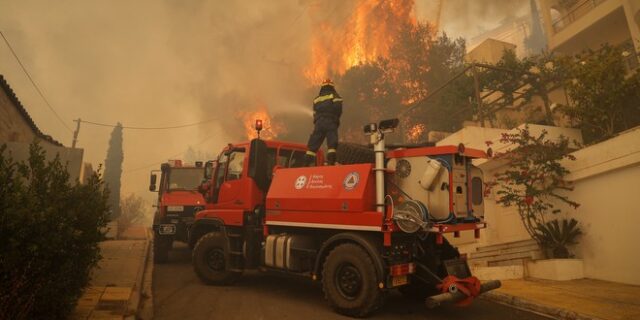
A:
393;199;430;233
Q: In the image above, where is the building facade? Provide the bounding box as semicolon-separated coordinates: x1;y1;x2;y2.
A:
540;0;640;67
0;74;85;182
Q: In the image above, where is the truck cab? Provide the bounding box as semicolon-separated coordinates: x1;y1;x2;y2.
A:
191;140;323;245
150;160;206;262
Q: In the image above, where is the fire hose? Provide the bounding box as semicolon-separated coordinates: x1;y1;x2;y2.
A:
425;277;502;308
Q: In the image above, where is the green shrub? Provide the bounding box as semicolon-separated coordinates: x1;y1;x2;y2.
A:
0;142;109;319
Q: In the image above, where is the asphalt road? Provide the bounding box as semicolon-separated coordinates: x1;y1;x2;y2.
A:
153;243;551;320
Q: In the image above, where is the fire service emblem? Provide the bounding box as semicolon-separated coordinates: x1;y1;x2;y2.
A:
343;172;360;190
294;175;308;190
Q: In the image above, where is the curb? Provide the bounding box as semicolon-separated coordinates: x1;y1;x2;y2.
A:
137;230;154;320
482;290;605;320
124;228;153;319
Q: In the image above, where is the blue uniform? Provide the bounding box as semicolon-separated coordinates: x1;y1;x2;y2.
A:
306;85;343;165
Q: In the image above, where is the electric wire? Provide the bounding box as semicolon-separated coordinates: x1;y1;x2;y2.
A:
0;30;73;132
79;118;219;130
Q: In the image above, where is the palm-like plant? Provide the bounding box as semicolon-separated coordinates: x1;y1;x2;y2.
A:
535;218;582;258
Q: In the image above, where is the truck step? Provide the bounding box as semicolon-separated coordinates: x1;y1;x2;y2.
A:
227;233;243;238
229;268;244;272
229;250;243;256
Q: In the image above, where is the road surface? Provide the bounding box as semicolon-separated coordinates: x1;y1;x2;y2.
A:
153;243;551;320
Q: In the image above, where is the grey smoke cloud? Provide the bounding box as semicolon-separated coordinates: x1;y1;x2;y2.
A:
0;0;315;200
0;0;530;201
417;0;530;39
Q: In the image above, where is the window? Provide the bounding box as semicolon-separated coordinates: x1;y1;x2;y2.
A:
226;150;245;181
214;154;228;190
167;168;204;190
277;149;292;167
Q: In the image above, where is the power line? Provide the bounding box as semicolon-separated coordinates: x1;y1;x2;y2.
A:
80;118;218;130
0;30;73;132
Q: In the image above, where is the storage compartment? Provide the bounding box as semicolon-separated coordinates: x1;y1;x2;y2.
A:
264;234;316;271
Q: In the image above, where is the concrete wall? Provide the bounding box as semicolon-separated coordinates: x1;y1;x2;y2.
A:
561;126;640;285
455;125;640;285
3;141;84;183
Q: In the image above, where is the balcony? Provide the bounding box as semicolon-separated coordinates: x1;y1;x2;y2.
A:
552;0;608;33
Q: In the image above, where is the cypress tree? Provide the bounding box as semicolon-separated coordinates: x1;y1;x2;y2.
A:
104;123;123;219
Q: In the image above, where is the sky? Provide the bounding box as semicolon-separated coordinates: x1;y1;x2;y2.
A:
0;0;531;203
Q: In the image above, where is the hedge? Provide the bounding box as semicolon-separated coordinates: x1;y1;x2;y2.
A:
0;143;109;319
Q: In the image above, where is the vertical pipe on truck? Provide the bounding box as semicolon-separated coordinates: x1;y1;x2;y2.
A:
372;131;386;213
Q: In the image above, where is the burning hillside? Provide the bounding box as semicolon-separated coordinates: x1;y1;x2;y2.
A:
304;0;417;84
236;0;451;144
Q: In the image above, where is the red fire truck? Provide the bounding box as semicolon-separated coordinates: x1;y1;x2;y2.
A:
149;160;206;262
189;119;500;317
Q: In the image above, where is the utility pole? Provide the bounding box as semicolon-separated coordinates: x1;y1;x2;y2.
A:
472;64;484;127
72;118;81;148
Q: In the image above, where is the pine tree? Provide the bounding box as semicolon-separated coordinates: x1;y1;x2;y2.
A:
104;123;123;219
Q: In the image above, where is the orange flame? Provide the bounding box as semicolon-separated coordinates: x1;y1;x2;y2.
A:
406;123;426;143
239;106;284;140
304;0;417;84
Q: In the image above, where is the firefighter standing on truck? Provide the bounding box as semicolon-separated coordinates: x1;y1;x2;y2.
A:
306;79;343;166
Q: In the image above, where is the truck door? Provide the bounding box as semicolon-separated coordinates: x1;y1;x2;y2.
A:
215;148;248;209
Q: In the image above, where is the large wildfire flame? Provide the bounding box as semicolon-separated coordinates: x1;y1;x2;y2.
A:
304;0;416;84
240;1;423;142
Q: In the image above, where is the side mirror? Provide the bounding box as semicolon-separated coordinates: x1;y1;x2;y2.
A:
149;173;157;192
248;138;269;191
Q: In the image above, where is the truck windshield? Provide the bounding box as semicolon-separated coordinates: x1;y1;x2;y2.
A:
168;168;204;191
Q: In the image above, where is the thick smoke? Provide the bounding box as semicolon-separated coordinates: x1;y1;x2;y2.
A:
0;0;317;198
417;0;531;39
0;0;533;200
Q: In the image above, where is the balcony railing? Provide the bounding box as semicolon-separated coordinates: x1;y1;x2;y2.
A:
552;0;607;33
621;40;639;73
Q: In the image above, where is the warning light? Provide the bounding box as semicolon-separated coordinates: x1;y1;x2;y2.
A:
255;119;263;138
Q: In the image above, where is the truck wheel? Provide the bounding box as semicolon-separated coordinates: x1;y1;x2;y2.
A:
154;235;171;263
322;243;383;317
192;232;241;285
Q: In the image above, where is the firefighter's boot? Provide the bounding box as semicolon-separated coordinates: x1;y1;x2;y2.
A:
327;149;337;165
305;152;316;166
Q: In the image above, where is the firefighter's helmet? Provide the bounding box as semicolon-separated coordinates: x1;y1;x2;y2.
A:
321;79;334;87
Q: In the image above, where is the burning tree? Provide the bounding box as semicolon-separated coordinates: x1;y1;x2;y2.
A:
335;23;471;143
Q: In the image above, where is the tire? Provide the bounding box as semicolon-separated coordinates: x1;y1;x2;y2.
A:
322;243;383;317
337;143;375;165
192;232;241;285
154;235;171;263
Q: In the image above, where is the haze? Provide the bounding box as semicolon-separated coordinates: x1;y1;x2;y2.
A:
0;0;529;201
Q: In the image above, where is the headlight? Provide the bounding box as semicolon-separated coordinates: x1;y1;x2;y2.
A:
167;205;184;212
